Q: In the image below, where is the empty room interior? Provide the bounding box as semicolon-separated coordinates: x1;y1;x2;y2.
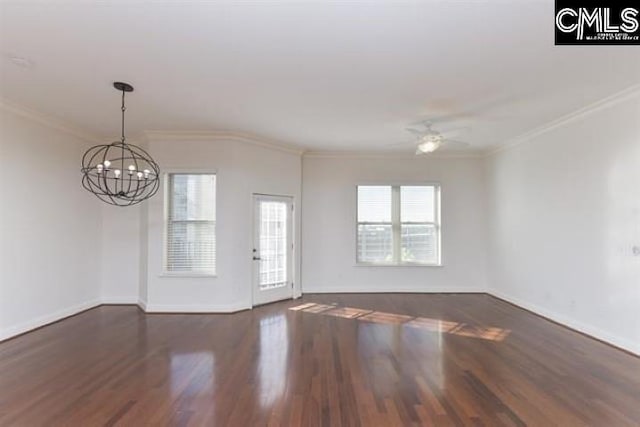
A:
1;1;640;425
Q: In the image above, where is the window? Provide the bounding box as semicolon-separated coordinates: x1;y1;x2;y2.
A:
357;184;440;265
165;174;216;274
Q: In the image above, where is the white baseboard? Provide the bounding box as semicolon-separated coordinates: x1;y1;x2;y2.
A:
488;289;640;356
141;301;251;313
0;299;101;342
101;296;140;305
302;286;484;294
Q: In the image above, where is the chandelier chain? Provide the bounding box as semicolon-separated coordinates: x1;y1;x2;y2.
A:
121;89;126;142
120;89;126;193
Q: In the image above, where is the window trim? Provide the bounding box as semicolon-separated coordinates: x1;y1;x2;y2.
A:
162;170;218;278
355;182;442;267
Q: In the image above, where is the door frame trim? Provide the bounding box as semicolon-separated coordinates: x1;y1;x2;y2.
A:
251;193;296;308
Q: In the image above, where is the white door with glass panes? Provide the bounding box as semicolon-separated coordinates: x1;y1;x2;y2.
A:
252;195;294;306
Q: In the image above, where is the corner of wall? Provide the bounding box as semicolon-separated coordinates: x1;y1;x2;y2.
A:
483;87;640;355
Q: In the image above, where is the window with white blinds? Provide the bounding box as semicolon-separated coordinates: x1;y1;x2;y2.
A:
165;174;216;274
357;184;440;265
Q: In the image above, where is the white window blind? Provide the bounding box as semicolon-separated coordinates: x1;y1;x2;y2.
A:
166;174;216;274
357;184;440;265
357;186;393;263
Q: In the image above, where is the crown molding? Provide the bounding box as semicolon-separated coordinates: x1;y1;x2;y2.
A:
143;130;305;156
302;149;487;159
8;81;637;159
0;98;101;144
488;83;640;157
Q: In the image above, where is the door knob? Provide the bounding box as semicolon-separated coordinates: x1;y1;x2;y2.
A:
253;256;261;260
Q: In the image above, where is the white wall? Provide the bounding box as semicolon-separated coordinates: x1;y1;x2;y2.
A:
0;107;102;340
138;201;149;304
487;91;640;354
98;139;151;305
142;135;302;312
100;204;141;304
302;155;488;293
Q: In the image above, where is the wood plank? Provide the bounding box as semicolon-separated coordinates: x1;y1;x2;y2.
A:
0;294;639;425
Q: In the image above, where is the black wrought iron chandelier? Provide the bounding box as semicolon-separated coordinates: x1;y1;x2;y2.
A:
81;82;160;206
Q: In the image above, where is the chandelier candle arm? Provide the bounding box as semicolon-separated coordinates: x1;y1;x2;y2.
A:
81;82;160;206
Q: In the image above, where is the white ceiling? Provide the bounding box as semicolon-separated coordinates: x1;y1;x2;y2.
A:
1;1;639;153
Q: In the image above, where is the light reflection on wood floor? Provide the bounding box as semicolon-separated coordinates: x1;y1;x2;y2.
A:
290;302;511;341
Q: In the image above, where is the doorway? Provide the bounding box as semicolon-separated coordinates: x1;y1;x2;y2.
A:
252;194;294;306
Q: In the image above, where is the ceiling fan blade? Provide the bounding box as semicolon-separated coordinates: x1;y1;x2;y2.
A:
405;127;425;136
386;140;413;148
444;139;470;145
411;95;516;125
438;125;471;135
440;139;470;150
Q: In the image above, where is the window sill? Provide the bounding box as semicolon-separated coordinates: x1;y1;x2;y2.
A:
355;262;443;267
159;272;217;278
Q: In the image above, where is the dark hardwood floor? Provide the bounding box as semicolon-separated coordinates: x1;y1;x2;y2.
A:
1;294;639;426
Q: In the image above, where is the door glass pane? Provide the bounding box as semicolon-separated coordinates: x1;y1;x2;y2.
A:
357;224;393;263
401;224;437;263
259;201;288;290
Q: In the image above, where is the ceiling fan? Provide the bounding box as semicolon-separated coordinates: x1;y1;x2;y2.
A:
405;121;470;154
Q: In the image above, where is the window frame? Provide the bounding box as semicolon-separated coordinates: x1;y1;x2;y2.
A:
355;183;442;267
162;170;218;278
